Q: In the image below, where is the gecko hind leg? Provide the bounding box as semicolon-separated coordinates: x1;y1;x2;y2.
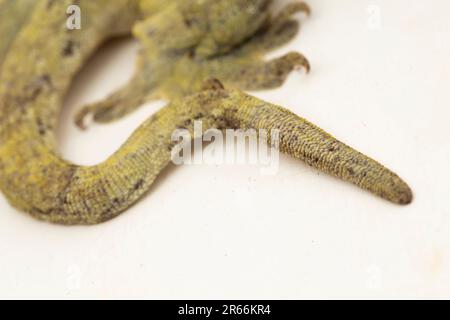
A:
75;1;311;129
74;75;159;129
215;52;310;91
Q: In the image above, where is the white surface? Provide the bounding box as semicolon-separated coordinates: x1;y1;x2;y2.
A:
1;0;449;299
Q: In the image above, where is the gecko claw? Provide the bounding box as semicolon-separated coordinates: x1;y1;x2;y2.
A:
297;2;312;16
75;108;91;130
288;2;312;17
289;51;311;73
74;103;118;129
74;103;112;130
273;2;311;27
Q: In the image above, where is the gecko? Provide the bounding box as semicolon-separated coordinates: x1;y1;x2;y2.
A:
0;0;413;225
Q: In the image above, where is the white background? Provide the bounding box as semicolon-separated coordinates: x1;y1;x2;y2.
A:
1;0;449;299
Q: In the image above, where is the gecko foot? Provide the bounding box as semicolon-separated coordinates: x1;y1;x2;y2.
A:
217;51;310;91
74;77;158;129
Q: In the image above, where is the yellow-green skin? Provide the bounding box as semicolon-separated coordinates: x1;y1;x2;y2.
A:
0;0;412;225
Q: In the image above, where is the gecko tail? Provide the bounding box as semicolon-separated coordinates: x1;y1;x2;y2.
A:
1;88;412;225
226;91;413;205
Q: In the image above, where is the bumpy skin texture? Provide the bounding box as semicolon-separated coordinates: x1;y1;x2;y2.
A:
0;0;37;67
0;0;412;225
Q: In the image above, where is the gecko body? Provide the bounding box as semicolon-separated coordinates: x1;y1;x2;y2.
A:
0;0;412;225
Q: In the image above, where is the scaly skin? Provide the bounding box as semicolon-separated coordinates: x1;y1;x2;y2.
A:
0;0;38;67
0;0;412;225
